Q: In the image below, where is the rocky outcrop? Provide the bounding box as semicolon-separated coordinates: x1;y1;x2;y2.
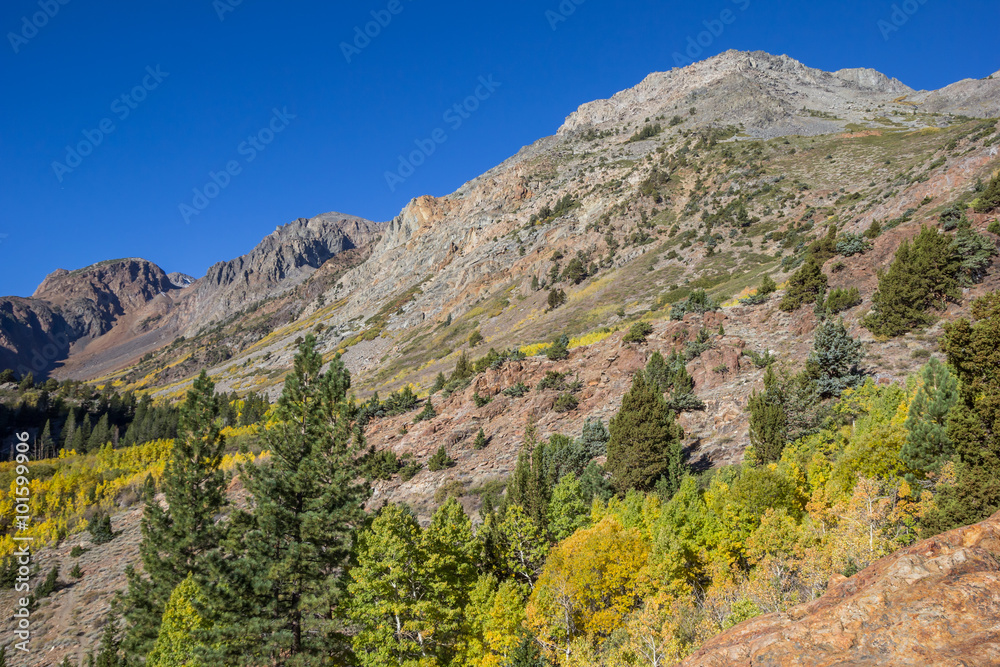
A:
680;510;1000;667
175;212;381;332
0;259;177;376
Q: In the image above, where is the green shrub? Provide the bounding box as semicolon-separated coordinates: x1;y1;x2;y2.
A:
70;563;83;579
623;321;654;343
537;371;568;391
428;446;454;471
88;512;115;545
553;393;579;413
413;399;437;423
825;287;862;313
35;566;59;599
670;290;719;320
474;428;488;450
502;382;530;398
473;391;492;408
398;454;422;481
69;546;87;558
546;335;570;361
987;220;1000;235
973;172;1000;213
468;329;484;347
836;233;871;257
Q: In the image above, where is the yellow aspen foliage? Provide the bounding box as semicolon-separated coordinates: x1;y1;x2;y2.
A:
526;517;651;663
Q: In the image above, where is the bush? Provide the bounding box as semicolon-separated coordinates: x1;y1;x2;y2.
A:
70;546;87;558
428;446;454;471
758;275;777;296
88;512;115;545
413;399;437;423
468;330;484;347
988;220;1000;235
546;335;570;361
623;321;654;343
70;563;83;578
398;454;422;481
362;448;401;481
626;123;662;142
836;233;871;257
502;382;529;398
973;172;1000;213
744;349;775;368
553;393;579;413
825;286;862;313
472;391;492;408
670;290;719;320
35;565;59;599
939;205;967;231
537;371;568;391
474;428;488;450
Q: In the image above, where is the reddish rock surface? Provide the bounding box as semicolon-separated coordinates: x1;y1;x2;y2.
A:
681;510;1000;667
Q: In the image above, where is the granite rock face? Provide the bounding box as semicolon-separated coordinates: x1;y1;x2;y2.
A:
680;510;1000;667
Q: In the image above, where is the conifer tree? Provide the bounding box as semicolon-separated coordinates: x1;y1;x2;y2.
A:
578;417;609;458
606;373;685;494
901;358;959;475
806;317;865;398
474;427;488;450
214;335;369;664
71;414;91;453
778;257;827;312
507;426;551;528
121;371;227;660
864;226;961;337
39;419;53;459
62;409;77;448
748;365;788;463
89;413;112;451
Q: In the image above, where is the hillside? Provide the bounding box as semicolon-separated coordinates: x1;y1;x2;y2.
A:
2;50;1000;663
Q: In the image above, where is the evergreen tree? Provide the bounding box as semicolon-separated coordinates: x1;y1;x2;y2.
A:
643;351;672;394
93;602;126;667
89;413;112;451
428;445;453;471
864;226;962;337
121;371;227;660
432;372;447;393
71;414;91;453
214;335;369;664
606;373;685;495
39;419;53;459
578;417;609;458
901;358;960;475
62;409;77;448
778;257;828;312
973;171;1000;213
506;426;551;527
748;365;788;464
806;318;865;398
474;427;488;450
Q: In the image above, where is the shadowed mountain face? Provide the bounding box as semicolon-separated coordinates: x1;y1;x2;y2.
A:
0;214;381;379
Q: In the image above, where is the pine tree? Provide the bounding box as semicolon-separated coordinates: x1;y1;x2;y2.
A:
89;413;112;451
213;335;369;663
643;351;672;394
121;371;227;660
778;257;828;312
806;318;865;398
39;419;53;459
606;373;685;495
474;427;488;450
748;365;788;464
901;358;959;475
506;425;551;527
62;409;77;448
71;414;91;453
578;417;609;458
432;372;447;393
973;171;1000;213
864;226;961;337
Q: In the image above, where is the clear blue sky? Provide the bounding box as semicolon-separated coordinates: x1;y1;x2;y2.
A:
1;0;996;297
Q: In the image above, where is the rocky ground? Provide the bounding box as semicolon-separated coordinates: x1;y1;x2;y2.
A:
680;509;1000;666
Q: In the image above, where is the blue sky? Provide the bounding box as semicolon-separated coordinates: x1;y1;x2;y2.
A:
0;0;996;297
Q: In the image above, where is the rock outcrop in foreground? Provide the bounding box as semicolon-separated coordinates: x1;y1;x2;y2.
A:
681;510;1000;667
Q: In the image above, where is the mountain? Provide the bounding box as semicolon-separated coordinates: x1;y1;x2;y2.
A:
2;49;1000;664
